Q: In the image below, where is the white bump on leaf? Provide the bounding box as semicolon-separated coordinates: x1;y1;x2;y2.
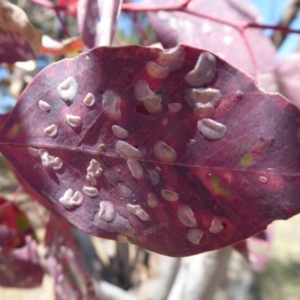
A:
82;186;98;198
146;61;169;79
134;80;162;113
184;52;217;87
187;228;203;245
147;192;158;208
202;22;213;34
134;80;154;101
197;118;227;139
28;147;39;157
66;114;82;128
193;103;215;118
177;205;197;227
157;45;185;71
223;35;233;45
127;204;150;221
38;100;51;112
115;140;143;159
86;159;102;185
168;103;182;113
102;90;122;120
209;218;224;233
153;141;177;163
57;76;78;102
127;159;143;179
161;189;179;202
83;92;95;107
59;189;83;209
98;201;115;222
51;157;63;170
116;181;132;196
111;125;129;139
44;124;58;138
146;168;160;186
184;88;221;107
259;176;268;183
39;149;63;170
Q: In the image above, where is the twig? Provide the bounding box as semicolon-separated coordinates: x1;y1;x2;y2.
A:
93;279;138;300
28;0;71;38
168;247;232;300
122;0;191;12
133;254;180;300
55;11;71;38
132;13;151;46
271;0;300;48
28;0;67;11
245;22;300;35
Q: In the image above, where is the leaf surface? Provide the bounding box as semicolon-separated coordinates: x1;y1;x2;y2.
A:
0;197;37;249
0;45;300;257
44;213;95;300
0;236;44;287
0;1;42;63
77;0;123;47
145;0;277;75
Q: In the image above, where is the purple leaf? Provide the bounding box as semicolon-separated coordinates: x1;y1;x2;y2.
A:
0;225;16;248
0;1;42;63
77;0;123;47
146;0;277;74
0;236;44;288
44;213;95;300
0;197;37;249
0;45;300;257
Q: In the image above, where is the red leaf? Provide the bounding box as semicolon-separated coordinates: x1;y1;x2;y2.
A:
0;1;42;63
0;197;37;249
44;213;95;300
0;45;300;257
0;236;44;288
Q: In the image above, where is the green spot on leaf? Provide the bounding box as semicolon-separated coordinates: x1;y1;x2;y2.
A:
16;214;31;232
212;176;232;198
240;154;254;167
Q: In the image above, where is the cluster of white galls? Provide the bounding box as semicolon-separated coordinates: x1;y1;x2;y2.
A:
32;46;227;247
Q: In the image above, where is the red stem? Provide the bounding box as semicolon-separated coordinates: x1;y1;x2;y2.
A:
29;0;71;38
245;22;300;35
122;0;191;12
132;13;151;46
122;0;300;75
56;11;71;38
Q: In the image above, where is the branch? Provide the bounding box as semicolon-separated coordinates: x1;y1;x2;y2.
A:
271;0;300;48
132;254;181;300
28;0;67;11
93;280;138;300
245;22;300;35
122;0;191;12
168;247;232;300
